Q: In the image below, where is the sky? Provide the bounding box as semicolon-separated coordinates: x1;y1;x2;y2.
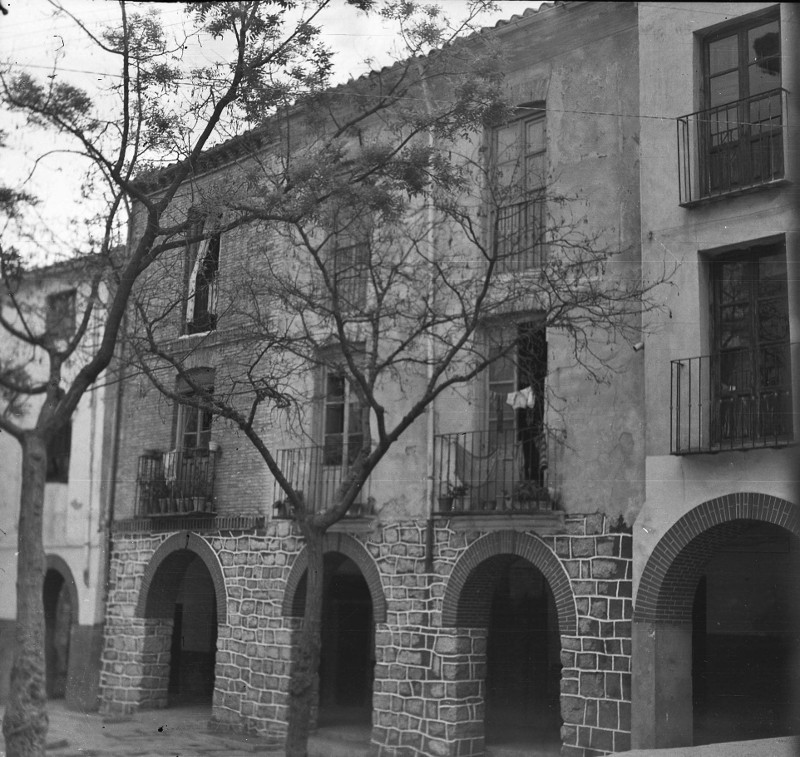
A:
0;0;542;262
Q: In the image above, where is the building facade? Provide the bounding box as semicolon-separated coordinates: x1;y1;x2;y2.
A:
633;2;800;749
96;3;799;757
0;260;114;711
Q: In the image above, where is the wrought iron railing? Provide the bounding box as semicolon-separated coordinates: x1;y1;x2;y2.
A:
494;198;546;272
670;344;796;454
434;428;553;513
677;88;786;206
136;447;218;516
273;445;372;517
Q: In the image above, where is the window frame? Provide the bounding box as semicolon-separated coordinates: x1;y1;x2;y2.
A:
698;11;783;196
483;321;548;485
185;216;221;335
173;369;215;454
490;105;547;272
321;367;364;468
45;289;76;343
709;241;791;444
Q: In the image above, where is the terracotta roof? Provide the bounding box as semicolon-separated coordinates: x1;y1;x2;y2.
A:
135;2;564;191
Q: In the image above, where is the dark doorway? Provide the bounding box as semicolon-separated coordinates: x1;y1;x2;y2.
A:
147;550;217;706
692;522;800;744
318;555;374;727
43;569;72;699
484;557;561;750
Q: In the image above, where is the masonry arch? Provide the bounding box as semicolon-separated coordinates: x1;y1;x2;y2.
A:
442;531;576;634
442;531;573;753
135;532;227;624
135;532;226;706
282;532;386;623
44;555;78;699
632;493;800;748
283;533;385;729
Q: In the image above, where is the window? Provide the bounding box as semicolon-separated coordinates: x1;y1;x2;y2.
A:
322;370;363;467
330;239;369;312
186;219;220;334
492;108;546;271
487;322;547;485
45;290;76;342
702;14;783;194
46;419;71;484
174;369;214;455
711;242;791;444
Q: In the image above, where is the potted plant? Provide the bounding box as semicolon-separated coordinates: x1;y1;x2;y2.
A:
513;480;549;509
438;482;469;512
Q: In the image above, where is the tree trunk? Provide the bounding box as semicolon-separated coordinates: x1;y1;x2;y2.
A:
285;524;325;757
2;432;49;757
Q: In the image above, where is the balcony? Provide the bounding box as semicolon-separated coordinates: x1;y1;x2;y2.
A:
677;88;786;207
494;198;546;273
273;445;372;517
670;344;796;454
434;429;555;514
136;447;218;517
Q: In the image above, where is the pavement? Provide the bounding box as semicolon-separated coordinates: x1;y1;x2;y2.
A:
0;701;372;757
2;702;798;757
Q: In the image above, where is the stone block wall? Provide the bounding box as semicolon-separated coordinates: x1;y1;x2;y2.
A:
100;514;632;756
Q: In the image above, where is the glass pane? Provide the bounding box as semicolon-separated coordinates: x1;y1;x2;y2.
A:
323;434;343;466
525;118;545;152
758;254;787;297
347;433;363;464
718;261;748;304
495;123;518;159
347;401;361;435
748;21;780;66
525;153;546;189
326;373;345;399
708;34;739;76
719;304;750;350
325;404;344;434
759;344;789;387
758;299;789;343
709;70;740;107
489;351;515;387
749;62;781;96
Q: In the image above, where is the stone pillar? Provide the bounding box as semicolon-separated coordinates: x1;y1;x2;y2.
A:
99;617;172;715
631;621;692;749
138;619;173;709
372;625;486;757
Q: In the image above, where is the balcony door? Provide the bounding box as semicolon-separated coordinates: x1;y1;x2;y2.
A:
703;16;782;193
711;245;790;445
484;324;547;500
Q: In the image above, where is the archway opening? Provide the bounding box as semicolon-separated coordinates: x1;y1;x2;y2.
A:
146;549;218;706
296;553;375;728
692;521;800;744
467;555;562;752
43;568;72;699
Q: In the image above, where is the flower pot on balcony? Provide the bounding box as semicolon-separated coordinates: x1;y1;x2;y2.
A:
192;496;205;512
437;495;454;512
158;497;170;514
178;497;192;513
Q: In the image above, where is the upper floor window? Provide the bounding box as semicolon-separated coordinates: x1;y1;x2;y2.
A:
486;322;548;486
322;369;363;468
46;290;75;342
492;107;547;272
711;242;791;445
46;404;71;484
678;12;784;204
186;218;220;334
670;240;793;454
330;238;369;312
174;368;214;454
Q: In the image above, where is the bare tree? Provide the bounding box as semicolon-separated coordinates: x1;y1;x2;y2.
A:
123;16;669;756
0;3;374;754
